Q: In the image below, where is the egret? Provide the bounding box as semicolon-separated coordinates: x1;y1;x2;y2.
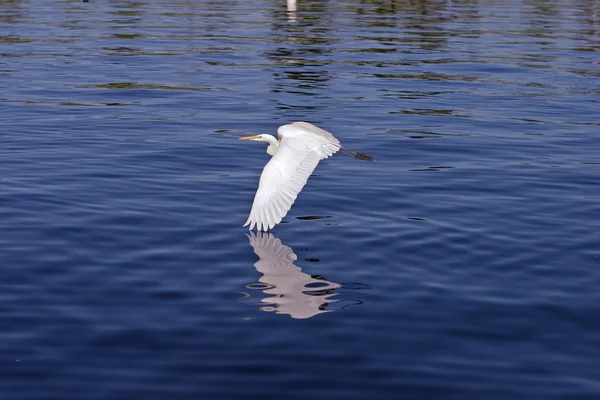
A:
238;121;373;231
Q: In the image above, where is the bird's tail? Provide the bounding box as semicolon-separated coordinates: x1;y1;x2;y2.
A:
340;148;375;162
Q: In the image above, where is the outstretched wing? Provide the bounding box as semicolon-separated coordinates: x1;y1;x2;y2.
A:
284;121;340;160
244;124;340;231
244;139;320;231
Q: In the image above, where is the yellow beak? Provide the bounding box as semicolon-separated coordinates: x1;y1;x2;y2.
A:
238;135;261;141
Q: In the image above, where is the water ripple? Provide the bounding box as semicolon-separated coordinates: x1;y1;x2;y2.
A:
1;0;599;398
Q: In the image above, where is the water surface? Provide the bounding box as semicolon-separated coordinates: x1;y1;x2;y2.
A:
1;0;599;399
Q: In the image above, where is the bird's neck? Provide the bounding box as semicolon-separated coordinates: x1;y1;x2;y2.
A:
264;134;279;156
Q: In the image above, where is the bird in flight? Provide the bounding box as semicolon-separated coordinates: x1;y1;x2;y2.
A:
238;121;373;231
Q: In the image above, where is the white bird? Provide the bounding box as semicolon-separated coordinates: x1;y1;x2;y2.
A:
239;121;373;231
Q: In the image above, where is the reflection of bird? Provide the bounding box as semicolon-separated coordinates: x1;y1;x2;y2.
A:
239;122;373;231
246;232;341;319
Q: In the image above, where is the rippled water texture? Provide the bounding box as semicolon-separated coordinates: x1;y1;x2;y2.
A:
1;0;599;398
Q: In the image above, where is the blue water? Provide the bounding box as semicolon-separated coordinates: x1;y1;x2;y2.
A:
1;0;599;398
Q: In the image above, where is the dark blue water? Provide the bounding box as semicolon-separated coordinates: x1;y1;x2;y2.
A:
1;0;599;398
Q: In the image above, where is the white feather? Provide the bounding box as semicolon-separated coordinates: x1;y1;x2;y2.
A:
243;122;341;231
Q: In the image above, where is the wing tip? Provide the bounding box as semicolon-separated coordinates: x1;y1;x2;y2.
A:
244;216;258;231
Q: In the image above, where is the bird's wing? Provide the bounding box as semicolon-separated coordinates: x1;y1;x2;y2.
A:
244;132;328;231
281;121;341;160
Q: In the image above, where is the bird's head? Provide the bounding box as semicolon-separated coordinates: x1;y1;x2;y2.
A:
239;134;280;156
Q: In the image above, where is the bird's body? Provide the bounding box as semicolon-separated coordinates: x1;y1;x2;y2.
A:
239;122;372;231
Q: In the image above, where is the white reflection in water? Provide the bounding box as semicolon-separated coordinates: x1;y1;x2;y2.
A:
245;232;342;319
287;0;297;12
287;0;297;22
